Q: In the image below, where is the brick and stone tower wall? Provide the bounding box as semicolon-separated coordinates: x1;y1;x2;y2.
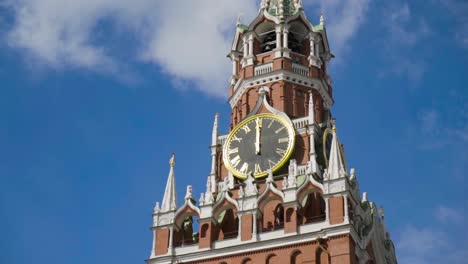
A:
146;1;398;264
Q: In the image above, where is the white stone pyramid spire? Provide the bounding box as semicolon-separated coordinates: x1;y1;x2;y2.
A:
211;113;219;147
327;124;346;180
161;153;177;212
308;92;315;124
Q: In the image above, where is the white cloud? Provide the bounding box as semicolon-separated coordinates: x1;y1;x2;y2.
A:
437;0;468;49
397;226;448;256
4;0;257;96
306;0;370;60
381;2;431;84
4;0;371;97
435;206;465;225
141;0;257;97
387;3;430;46
417;107;468;149
8;0;154;72
397;224;468;264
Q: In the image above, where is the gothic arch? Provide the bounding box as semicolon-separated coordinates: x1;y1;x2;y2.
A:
291;250;303;264
316;247;331;264
242;258;253;264
258;180;285;231
301;191;326;224
200;223;209;238
286;207;295;223
254;21;276;53
211;205;239;241
266;253;279;264
173;214;200;247
297;182;324;203
288;20;309;54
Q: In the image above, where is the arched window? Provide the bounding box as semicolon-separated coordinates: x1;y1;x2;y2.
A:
291;250;303;264
274;204;284;229
256;22;276;53
200;223;209;238
266;253;279;264
288;21;309;54
316;248;330;264
302;192;326;223
214;208;238;241
261;199;283;232
242;258;252;264
286;207;295;223
173;215;199;247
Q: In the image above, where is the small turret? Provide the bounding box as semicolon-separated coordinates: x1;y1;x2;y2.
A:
327;124;347;179
161;154;177;212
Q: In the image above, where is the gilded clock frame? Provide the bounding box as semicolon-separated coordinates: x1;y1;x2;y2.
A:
222;113;296;179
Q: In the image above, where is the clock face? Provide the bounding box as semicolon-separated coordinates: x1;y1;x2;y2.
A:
223;113;295;179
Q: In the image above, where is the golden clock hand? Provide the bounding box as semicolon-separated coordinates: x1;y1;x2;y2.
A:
255;118;261;155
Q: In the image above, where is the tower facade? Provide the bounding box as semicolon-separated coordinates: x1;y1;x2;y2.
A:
147;1;397;264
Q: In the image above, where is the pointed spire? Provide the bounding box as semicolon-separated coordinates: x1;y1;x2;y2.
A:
287;159;298;187
153;202;160;213
237;13;243;26
211;113;219;146
327;123;346;180
204;175;214;204
260;0;269;11
350;168;356;181
320;12;325;26
278;0;285;18
161;153;177;212
185;185;193;200
209;113;219;193
294;0;303;11
362;192;368;202
244;173;258;196
267;169;274;184
308;92;315;125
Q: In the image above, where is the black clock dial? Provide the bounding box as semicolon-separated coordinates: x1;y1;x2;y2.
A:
223;114;295;179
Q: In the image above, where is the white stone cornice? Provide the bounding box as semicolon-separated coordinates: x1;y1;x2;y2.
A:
228;70;333;109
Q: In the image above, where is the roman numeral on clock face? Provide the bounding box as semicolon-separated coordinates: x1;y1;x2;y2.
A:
254;163;262;174
228;147;239;155
239;162;249;174
241;125;251;134
276;148;286;156
232;135;242;142
231;155;241;167
268;159;276;168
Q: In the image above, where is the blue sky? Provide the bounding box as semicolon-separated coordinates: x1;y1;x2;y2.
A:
0;0;466;263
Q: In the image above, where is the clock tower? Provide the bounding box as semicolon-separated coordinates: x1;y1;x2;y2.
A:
147;1;398;264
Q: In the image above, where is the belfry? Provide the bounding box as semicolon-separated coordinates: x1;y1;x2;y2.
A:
147;1;398;263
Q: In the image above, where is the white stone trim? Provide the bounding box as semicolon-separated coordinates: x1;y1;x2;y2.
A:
255;63;274;76
229;70;333;109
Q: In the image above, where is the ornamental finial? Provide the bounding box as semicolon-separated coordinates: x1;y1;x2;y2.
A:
331;118;337;132
320;12;325;25
185;185;193;199
237;13;243;26
169;153;175;167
